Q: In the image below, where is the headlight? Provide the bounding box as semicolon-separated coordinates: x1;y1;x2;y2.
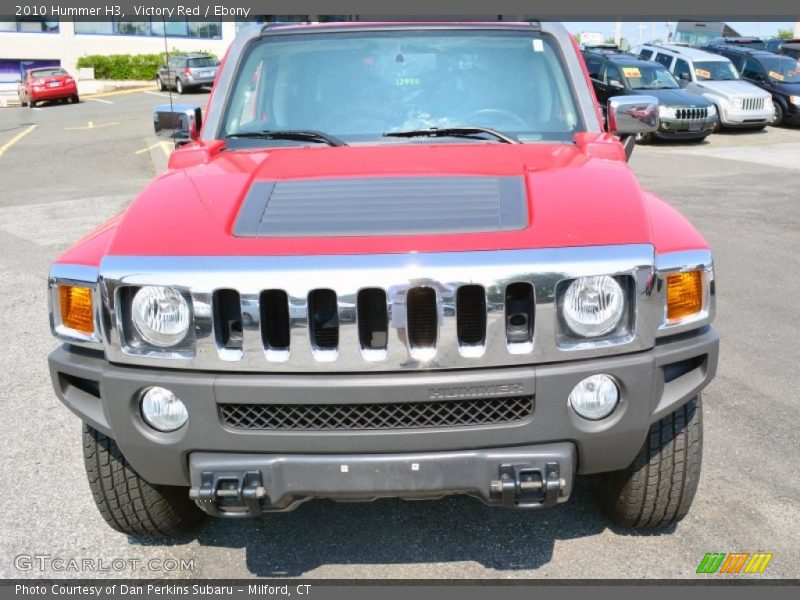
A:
562;276;625;338
790;96;800;106
131;286;191;347
658;105;676;119
732;97;743;110
706;103;717;117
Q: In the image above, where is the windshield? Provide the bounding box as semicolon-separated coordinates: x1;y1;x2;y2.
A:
188;57;217;68
221;30;583;145
693;61;739;81
760;56;800;83
30;68;66;78
622;64;679;89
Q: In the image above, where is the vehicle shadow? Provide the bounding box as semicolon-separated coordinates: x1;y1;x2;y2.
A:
131;477;674;576
714;126;771;136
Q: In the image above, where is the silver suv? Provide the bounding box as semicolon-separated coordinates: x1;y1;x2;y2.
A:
634;44;773;129
156;53;219;95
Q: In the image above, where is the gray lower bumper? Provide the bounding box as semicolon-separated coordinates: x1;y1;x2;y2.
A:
49;327;718;494
189;443;575;515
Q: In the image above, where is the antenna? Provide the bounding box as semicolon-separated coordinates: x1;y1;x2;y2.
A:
161;17;175;147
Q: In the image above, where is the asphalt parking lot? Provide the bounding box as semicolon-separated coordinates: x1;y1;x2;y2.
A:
0;90;798;579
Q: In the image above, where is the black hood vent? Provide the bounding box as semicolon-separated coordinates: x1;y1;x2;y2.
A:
233;176;528;238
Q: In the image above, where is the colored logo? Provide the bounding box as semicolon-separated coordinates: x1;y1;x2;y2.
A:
696;552;773;574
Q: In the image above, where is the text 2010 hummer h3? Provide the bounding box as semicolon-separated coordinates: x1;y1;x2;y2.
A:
48;22;718;539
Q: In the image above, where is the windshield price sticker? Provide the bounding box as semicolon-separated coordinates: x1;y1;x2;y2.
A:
768;71;785;81
532;39;544;52
622;67;641;78
695;68;711;79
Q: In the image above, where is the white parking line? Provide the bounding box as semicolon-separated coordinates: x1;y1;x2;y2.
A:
144;91;172;98
87;98;114;104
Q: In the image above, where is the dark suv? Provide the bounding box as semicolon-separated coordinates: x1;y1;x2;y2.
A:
583;49;716;142
157;53;219;95
779;40;800;61
703;44;800;126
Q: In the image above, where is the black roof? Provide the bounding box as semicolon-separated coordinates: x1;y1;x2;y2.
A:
703;44;775;58
582;50;659;68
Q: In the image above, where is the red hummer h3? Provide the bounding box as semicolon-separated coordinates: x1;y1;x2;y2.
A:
48;22;717;539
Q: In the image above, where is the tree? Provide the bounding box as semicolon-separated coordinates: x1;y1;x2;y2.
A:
776;29;793;40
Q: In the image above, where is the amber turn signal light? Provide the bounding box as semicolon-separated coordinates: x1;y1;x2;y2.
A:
666;271;703;322
59;285;94;335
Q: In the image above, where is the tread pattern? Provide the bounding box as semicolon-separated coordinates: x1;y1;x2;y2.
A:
82;424;204;538
597;396;703;529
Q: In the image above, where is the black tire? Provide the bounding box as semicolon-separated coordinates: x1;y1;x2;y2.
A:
27;96;35;108
157;75;165;91
176;78;184;94
594;396;703;529
71;95;80;104
635;132;653;145
82;423;205;538
712;113;722;133
772;102;784;127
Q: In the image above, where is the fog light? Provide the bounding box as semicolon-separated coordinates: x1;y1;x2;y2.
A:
568;374;619;420
140;387;188;432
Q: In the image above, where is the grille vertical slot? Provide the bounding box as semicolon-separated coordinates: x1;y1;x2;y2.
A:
260;289;290;350
407;287;438;349
213;289;243;351
357;288;388;351
456;284;486;347
505;282;534;345
308;289;339;350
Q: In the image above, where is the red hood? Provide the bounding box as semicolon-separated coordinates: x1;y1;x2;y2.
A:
98;136;656;257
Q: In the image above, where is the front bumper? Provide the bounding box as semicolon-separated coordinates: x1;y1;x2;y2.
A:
720;106;772;126
50;326;718;507
655;116;716;139
190;444;575;514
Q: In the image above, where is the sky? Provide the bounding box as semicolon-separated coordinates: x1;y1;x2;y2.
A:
562;21;798;45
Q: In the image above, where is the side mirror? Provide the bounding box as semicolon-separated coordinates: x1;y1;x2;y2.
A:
153;104;202;144
609;79;624;89
679;72;691;81
607;95;659;136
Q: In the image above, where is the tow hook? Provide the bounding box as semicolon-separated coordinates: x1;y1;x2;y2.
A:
189;471;267;517
489;462;565;509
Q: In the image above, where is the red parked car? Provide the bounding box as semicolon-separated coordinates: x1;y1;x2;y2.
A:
18;67;79;107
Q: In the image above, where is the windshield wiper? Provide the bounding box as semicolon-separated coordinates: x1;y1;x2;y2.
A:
225;129;347;147
382;126;520;144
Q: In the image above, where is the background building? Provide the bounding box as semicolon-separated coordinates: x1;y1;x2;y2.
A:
0;16;238;82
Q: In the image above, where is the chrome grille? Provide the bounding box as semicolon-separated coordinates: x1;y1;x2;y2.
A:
220;395;534;431
99;246;659;372
675;108;708;120
743;97;764;111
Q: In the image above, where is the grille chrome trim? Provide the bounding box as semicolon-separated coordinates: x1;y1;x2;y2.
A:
675;107;708;120
100;245;659;372
220;395;535;431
